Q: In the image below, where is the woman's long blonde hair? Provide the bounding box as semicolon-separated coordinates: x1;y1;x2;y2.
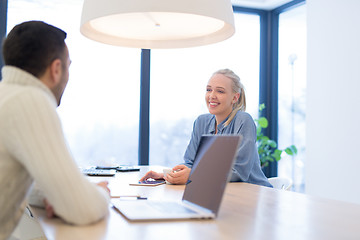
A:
211;69;246;126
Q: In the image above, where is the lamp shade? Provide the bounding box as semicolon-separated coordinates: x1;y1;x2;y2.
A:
80;0;235;49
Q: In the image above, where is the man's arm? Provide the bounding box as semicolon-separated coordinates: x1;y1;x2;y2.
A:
2;89;109;225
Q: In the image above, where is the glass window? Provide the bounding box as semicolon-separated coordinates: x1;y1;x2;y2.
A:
278;4;307;192
149;13;260;167
7;0;140;167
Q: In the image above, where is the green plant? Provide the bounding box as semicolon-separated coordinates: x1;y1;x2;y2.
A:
255;104;298;168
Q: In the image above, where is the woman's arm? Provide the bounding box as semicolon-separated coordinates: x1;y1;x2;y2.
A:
183;116;204;167
229;113;259;182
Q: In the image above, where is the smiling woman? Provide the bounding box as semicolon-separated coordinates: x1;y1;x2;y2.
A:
149;12;260;167
142;68;271;187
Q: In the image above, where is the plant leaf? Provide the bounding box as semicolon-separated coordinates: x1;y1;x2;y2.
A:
285;145;298;155
258;117;268;128
256;103;298;167
272;149;282;160
259;103;265;112
268;140;277;148
260;136;269;141
265;156;274;162
257;127;262;136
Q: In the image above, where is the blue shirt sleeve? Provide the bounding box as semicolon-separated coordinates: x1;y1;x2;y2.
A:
183;116;204;168
228;113;258;181
226;112;272;187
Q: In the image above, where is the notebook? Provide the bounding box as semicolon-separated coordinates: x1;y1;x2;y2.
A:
112;134;242;221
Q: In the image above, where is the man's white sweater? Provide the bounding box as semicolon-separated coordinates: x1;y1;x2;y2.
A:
0;66;109;239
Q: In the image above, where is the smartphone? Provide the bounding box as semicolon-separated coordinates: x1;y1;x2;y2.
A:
129;180;166;186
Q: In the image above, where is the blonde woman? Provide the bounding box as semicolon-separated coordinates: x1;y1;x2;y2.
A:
141;69;272;187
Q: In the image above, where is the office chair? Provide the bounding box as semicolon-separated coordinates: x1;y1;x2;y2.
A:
9;205;47;240
268;177;292;190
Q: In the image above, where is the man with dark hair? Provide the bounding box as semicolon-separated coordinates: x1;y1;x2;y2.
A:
2;20;68;81
0;21;110;239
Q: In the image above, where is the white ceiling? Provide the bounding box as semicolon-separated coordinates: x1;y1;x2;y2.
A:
231;0;293;10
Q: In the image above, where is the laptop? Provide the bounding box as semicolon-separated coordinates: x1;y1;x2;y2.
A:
112;134;242;221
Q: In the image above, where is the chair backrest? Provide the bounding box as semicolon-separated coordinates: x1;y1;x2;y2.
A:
9;205;47;240
268;177;292;190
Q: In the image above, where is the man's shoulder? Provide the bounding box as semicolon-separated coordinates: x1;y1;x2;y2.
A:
0;85;53;112
7;86;47;101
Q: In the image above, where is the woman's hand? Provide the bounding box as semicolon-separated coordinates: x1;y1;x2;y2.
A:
139;171;164;182
165;165;191;185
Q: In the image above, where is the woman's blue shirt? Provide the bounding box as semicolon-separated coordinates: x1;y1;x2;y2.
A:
183;111;272;187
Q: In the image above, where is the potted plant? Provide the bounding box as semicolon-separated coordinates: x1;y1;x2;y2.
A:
255;104;297;168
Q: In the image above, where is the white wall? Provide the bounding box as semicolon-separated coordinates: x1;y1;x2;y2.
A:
306;0;360;204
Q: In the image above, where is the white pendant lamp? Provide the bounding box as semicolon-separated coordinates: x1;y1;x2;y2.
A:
80;0;235;49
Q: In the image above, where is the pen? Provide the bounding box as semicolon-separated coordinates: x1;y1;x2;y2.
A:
111;195;140;198
111;195;147;200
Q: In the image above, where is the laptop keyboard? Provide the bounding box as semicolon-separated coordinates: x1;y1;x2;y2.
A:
149;202;197;214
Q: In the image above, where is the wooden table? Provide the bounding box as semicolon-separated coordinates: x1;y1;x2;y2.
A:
33;166;360;240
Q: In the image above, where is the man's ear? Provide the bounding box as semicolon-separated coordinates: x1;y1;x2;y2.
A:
48;59;62;86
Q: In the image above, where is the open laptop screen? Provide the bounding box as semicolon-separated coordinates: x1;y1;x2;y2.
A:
182;135;242;216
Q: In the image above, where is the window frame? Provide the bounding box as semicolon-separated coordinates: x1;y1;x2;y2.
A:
0;0;8;79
